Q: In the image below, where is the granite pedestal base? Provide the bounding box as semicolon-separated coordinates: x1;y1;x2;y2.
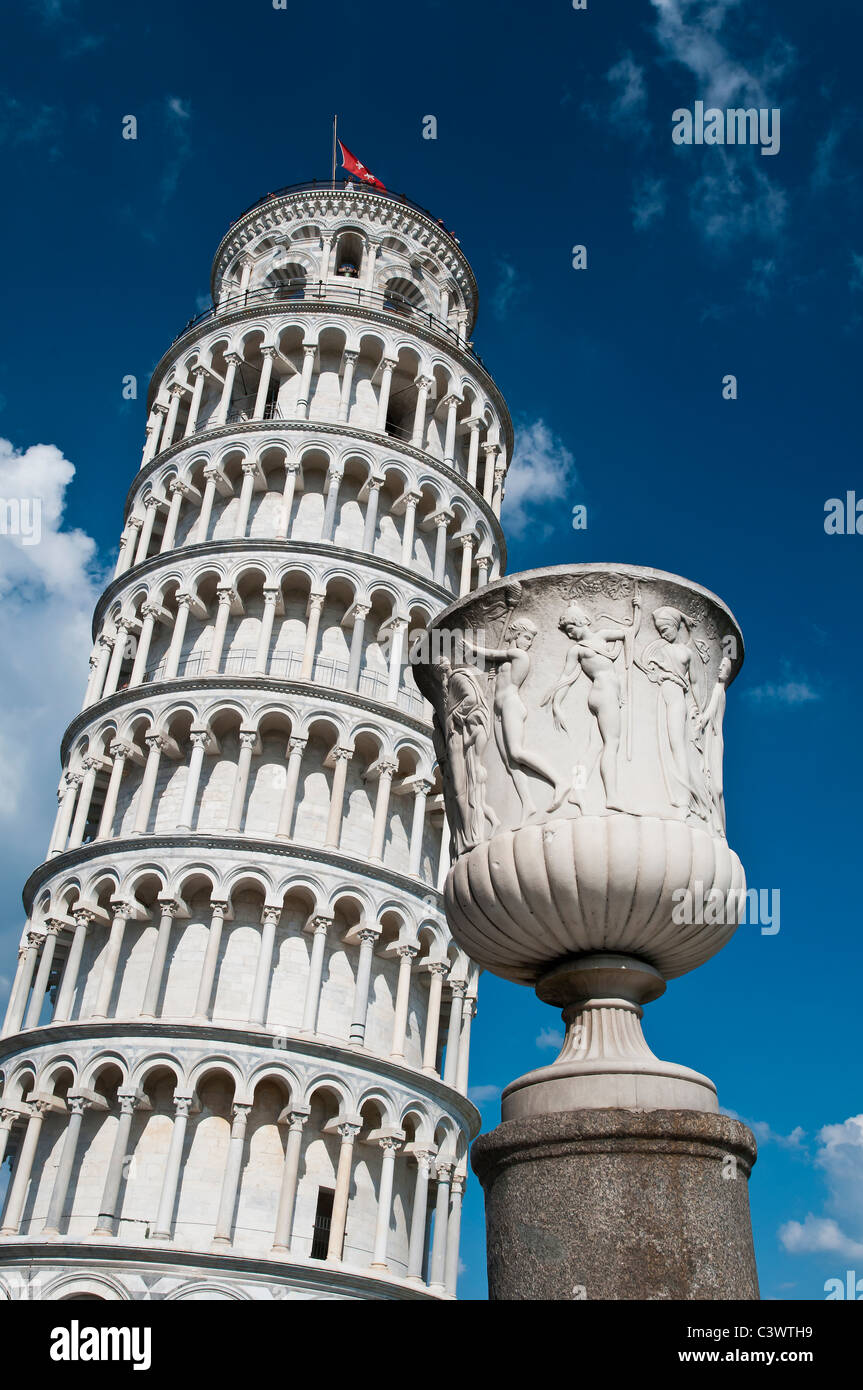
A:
471;1109;758;1301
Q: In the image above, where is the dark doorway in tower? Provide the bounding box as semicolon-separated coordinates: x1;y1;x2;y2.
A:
310;1187;335;1260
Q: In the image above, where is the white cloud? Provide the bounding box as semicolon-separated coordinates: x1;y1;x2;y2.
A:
490;260;520;321
779;1215;863;1261
468;1084;501;1104
607;54;648;125
722;1109;806;1149
0;439;106;1001
779;1114;863;1260
650;1;792;247
632;175;667;229
650;0;792;109
501;420;578;539
536;1026;564;1051
745;676;820;706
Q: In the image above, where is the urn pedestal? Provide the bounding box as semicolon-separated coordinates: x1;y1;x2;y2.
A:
413;563;759;1299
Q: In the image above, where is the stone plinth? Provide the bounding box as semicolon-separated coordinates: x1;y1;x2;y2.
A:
471;1109;758;1301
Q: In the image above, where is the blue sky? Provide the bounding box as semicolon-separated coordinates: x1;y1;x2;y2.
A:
1;0;862;1300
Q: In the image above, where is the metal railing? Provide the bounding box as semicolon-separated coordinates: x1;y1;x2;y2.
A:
144;646;427;717
173;279;483;367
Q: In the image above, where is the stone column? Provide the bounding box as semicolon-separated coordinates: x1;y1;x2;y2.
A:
161;384;184;450
412;375;432;447
275;736;306;840
0;1100;50;1234
103;619;137;698
361;476;383;552
140;898;181;1019
408;779;432;876
296;344;317;419
183;365;207;437
151;1095;193;1240
324;746;352;848
82;635;112;707
432;511;452;585
445;1174;465;1296
456;996;476;1096
386;617;406;703
129;602;160;685
481;443;498;504
370;1136;403;1270
142;408;165;464
194;900;229;1020
436;822;451;891
321;466;343;543
406;1148;434;1282
49;772;81;856
160;479;189;552
134;494;162;564
300;915;331;1033
368;760;397;863
429;1160;453;1290
132;734;165;834
299;592;325;679
253;346;276;417
389;944;418;1061
466;420;481;488
93;1091;140;1235
458;533;475;596
249;906;281;1026
24;922;61;1029
212;1102;252;1245
443;394;461;466
492;464;505;517
422;961;449;1075
215;352;241;426
346;604;370;692
349;927;379;1045
326;1121;360;1262
91;900;133;1019
0;1108;21;1171
254;586;279;674
226;729;257;832
53;910;93;1023
196;466;220;542
42;1095;91;1236
163;593;192;680
234;461;258;538
67;757;102;849
177;728;210;830
277;460;300;539
476;553;491;587
2;941;33;1036
375;357;397;433
4;931;42;1034
271;1107;310;1253
443;980;467;1087
206;586;235;674
400;491;420;566
337;350;358;423
97;741;130;840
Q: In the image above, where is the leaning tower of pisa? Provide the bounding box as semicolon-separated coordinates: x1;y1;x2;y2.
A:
0;178;511;1302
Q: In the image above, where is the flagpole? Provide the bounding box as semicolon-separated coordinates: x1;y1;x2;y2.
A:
331;115;337;190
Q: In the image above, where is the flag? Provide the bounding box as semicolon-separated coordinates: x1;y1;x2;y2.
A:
338;141;386;190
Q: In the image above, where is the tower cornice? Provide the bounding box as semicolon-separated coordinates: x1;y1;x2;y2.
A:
22;833;445;917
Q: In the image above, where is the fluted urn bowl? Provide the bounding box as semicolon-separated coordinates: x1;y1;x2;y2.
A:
413;564;746;989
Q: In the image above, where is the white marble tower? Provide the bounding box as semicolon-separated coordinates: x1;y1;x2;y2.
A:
0;178;510;1301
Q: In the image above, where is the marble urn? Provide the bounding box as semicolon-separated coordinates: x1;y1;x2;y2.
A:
412;564;746;1118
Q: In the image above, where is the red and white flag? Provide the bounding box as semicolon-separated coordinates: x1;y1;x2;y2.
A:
338;141;386;190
